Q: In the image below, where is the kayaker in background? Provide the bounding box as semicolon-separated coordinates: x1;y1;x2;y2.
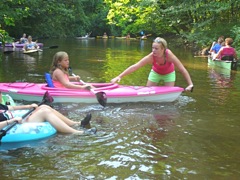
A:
0;101;96;134
209;36;224;59
19;33;28;44
50;51;94;89
214;37;238;61
103;32;108;38
23;35;39;51
111;37;194;91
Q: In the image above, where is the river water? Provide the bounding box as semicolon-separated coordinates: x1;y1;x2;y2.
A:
0;38;240;179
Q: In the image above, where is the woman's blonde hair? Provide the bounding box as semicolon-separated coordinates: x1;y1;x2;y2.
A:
153;37;168;63
49;51;69;75
153;37;168;49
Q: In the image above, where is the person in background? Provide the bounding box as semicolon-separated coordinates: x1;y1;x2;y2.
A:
111;37;194;91
126;33;131;39
84;32;92;38
209;36;224;59
0;98;96;134
215;37;238;61
23;35;39;51
49;51;94;89
103;32;108;38
19;33;28;44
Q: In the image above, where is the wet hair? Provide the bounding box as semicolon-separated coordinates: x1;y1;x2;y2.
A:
49;51;69;75
225;38;233;45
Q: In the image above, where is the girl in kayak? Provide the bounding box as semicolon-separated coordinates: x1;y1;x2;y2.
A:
49;51;94;89
23;35;39;51
111;37;194;91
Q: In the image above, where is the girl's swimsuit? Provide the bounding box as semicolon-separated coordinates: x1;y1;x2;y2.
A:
152;49;174;75
52;73;69;88
26;42;36;49
0;104;13;122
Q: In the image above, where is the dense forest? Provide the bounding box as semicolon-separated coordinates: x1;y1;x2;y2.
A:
1;0;240;54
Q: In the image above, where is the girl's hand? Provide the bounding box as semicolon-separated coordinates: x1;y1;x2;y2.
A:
185;85;194;92
74;75;80;81
30;103;38;108
83;84;95;90
12;117;23;124
111;76;121;83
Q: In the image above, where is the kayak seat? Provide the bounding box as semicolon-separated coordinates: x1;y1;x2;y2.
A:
45;73;55;87
221;55;234;61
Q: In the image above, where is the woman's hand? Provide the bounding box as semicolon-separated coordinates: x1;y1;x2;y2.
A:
111;76;121;83
185;85;194;92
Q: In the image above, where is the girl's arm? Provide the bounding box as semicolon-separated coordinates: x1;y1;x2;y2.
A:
8;104;38;111
168;50;193;91
54;70;92;89
215;48;223;60
111;53;152;83
0;117;22;130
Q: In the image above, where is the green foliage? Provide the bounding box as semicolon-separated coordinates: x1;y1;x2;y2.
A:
231;26;240;57
104;0;157;36
0;0;240;55
0;0;109;38
0;28;15;45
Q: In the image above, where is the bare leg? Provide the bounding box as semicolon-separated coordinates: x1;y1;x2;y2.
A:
31;105;80;126
164;82;175;86
147;80;175;87
26;106;84;134
146;80;158;86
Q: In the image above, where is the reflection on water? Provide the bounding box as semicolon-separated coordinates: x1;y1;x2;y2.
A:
1;39;240;179
207;64;237;105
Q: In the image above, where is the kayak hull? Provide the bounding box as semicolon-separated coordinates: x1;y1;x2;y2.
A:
208;57;237;70
0;82;184;103
1;43;44;48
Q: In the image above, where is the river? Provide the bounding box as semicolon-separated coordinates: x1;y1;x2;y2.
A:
0;37;240;179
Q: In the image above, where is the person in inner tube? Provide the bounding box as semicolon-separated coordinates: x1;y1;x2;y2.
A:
0;92;95;134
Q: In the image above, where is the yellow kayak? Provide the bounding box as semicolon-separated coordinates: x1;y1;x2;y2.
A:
23;49;42;54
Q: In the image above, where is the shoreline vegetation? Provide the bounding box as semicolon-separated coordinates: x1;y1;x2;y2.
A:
1;1;239;56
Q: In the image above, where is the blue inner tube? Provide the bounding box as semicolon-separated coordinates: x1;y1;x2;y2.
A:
1;94;57;143
1;122;57;143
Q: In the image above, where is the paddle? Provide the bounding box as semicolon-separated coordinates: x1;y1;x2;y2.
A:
68;68;106;107
73;73;107;107
43;45;58;49
0;91;54;141
194;55;208;58
3;50;14;54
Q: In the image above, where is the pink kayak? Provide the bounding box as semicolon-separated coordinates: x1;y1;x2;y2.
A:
0;82;184;104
